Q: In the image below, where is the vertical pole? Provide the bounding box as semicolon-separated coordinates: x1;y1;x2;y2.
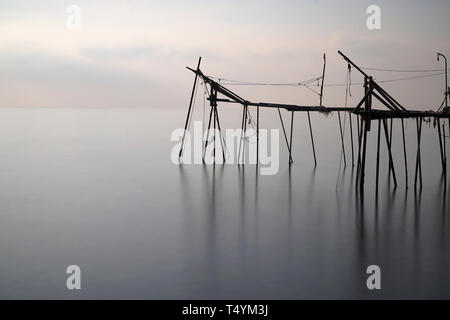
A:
415;117;423;190
179;57;201;161
419;118;423;188
383;119;397;187
278;108;293;164
307;111;317;166
257;106;260;166
349;112;355;167
203;104;214;162
337;111;347;167
443;124;447;180
438;117;446;172
356;116;363;189
319;53;326;106
388;118;393;178
289;111;294;165
360;117;369;190
376;119;381;193
214;97;226;163
401;118;408;188
238;104;246;164
243;105;248;164
213;91;216;164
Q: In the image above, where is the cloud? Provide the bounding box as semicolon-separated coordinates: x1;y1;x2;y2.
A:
0;48;166;107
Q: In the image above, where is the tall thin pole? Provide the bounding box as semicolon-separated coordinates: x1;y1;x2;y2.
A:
415;117;423;190
213;91;216;164
388;118;393;178
376;119;381;193
437;53;448;111
401;119;408;188
319;53;326;106
307;111;317;166
360;117;369;189
337;111;347;167
257;106;260;165
289;111;294;165
443;125;447;182
179;57;201;161
437;53;449;134
238;104;246;164
349;112;355;167
438;117;446;172
383;119;397;188
278;108;293;164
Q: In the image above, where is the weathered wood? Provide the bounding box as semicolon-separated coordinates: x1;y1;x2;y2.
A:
278;108;293;164
383;119;397;187
349;112;355;167
307;111;317;166
338;111;347;167
401;119;408;188
180;57;202;160
376;119;381;193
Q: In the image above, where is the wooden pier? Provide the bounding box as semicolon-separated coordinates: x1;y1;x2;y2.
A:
179;52;450;193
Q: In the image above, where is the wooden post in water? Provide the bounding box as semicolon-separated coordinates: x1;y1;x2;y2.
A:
307;111;317;166
349;112;355;167
383;119;397;188
376;119;382;193
438;117;446;173
401;119;408;188
257;106;259;166
360;117;369;190
414;117;423;190
179;57;202;161
289;111;294;166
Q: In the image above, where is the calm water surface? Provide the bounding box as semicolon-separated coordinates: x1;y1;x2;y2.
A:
0;107;449;299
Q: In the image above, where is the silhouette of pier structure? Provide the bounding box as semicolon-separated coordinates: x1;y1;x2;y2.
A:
179;52;450;193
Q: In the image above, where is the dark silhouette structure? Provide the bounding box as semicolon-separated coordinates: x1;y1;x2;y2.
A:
180;52;450;193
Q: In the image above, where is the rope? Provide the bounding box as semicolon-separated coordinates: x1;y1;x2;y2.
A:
362;67;449;73
205;71;448;89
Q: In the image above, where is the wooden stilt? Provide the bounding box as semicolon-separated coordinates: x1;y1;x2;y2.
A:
278;108;293;164
179;57;201;161
376;119;381;193
237;105;246;163
401;119;408;188
307;111;317;166
349;112;355;167
388;119;393;178
203;104;214;162
355;116;363;189
443;124;447;180
383;119;397;188
360;117;369;189
242;105;248;164
213;93;216;164
415;117;423;190
257;106;259;166
289;111;294;165
337;111;347;167
214;104;226;163
438;118;446;173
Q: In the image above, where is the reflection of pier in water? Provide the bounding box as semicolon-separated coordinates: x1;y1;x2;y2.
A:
177;163;449;298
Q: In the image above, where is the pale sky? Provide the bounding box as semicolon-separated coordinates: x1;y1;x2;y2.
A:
0;0;449;109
